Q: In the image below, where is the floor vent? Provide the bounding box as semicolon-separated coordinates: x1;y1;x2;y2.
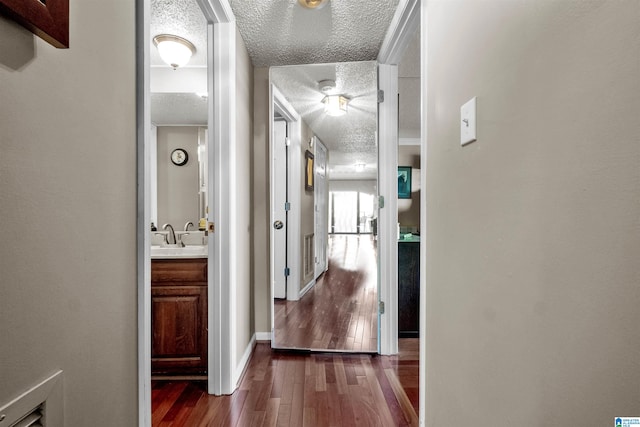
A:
304;233;314;277
0;370;63;427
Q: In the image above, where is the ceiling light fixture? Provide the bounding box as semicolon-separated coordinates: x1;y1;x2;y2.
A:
318;79;336;94
322;94;349;116
298;0;329;9
355;163;366;172
153;34;196;69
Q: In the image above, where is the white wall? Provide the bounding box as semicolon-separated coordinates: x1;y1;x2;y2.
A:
424;1;640;425
0;1;137;425
234;28;254;362
328;179;377;194
156;126;200;229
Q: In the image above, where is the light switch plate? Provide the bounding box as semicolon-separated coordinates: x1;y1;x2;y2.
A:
460;97;477;146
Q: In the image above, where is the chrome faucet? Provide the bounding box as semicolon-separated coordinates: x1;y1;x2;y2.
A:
162;223;176;245
184;221;195;231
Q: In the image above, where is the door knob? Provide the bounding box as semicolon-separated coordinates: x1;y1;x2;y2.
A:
273;220;284;230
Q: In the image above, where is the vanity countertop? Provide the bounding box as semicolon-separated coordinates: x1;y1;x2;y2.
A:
150;245;208;259
398;234;420;243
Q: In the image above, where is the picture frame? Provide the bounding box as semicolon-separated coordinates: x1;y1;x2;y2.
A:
0;0;69;48
305;150;314;191
398;166;412;199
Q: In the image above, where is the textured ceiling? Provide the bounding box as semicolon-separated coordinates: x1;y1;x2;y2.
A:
271;62;378;180
150;0;207;125
229;0;400;67
151;93;208;125
150;0;207;67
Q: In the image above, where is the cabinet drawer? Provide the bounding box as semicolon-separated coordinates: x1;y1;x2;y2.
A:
151;259;207;283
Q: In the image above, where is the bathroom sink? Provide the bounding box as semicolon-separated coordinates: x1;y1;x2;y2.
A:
150;245;208;258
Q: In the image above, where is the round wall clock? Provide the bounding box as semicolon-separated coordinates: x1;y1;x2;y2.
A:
170;148;188;166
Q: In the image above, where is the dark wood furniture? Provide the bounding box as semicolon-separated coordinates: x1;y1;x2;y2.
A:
151;259;207;375
398;240;420;338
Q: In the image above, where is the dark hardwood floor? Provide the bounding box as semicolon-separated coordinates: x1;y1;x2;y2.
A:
152;339;419;426
274;235;378;351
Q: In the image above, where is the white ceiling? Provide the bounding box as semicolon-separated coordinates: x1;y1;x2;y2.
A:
229;0;400;67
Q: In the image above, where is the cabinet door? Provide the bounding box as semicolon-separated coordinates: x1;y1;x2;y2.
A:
151;285;207;374
398;242;420;337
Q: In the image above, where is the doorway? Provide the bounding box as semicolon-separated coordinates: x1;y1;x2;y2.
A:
269;61;380;352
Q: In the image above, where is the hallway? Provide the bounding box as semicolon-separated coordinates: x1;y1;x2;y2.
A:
274;235;378;351
152;340;419;426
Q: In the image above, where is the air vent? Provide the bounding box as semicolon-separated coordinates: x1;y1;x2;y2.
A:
9;404;43;427
0;370;63;427
304;234;315;277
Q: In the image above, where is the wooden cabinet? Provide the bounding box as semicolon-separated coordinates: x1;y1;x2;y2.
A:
398;241;420;337
151;259;207;375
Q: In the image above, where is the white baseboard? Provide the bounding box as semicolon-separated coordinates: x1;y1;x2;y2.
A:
299;279;315;298
233;334;256;388
255;332;271;341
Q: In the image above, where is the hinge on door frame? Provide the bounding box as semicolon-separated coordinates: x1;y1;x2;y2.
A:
377;89;385;103
285;202;291;211
379;195;385;209
284;267;290;277
285;137;291;146
379;301;385;314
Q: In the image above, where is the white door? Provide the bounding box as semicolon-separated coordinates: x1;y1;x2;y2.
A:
272;120;288;299
314;140;328;278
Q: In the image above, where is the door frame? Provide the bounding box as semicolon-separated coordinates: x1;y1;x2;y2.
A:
136;0;236;425
376;0;420;357
314;138;329;279
270;84;302;306
138;0;423;424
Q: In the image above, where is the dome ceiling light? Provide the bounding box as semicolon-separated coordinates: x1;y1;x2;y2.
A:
153;34;196;69
298;0;329;10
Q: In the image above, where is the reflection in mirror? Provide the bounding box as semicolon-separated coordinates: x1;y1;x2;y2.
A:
149;0;208;236
148;0;210;380
270;61;379;352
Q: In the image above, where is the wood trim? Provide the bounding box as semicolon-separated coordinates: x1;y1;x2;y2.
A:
136;0;152;424
378;64;399;355
377;0;420;65
209;20;236;395
419;3;427;424
0;0;69;48
194;0;234;24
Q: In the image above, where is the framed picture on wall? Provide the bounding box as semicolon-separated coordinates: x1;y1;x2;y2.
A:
398;166;412;199
305;150;314;191
0;0;69;48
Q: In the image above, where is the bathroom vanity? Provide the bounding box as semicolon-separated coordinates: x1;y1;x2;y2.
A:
151;256;207;376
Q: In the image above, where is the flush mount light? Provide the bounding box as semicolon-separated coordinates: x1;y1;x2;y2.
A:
298;0;329;9
318;79;336;94
153;34;196;69
322;94;349;116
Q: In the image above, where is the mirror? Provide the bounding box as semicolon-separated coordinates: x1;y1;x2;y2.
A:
149;0;208;235
270;61;379;352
